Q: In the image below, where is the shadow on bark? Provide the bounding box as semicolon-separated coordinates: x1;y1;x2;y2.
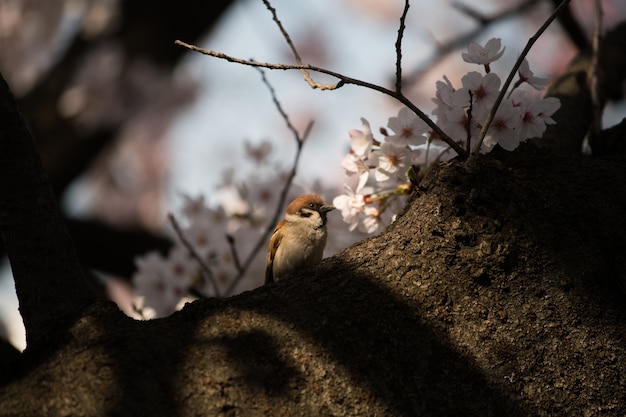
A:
2;147;626;416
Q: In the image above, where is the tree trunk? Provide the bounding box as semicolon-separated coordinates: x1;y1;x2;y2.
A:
1;144;626;416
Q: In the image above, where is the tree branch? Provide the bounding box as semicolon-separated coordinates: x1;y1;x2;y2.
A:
394;0;410;95
174;40;467;157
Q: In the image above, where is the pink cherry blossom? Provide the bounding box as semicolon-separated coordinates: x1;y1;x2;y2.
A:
349;117;373;157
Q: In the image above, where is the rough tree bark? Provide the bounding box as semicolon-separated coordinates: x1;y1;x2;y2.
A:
1;18;626;417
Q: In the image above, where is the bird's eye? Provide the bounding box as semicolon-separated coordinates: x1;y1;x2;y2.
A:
309;203;316;209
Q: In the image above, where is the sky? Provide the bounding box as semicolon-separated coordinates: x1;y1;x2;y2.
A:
164;0;596;202
167;0;420;198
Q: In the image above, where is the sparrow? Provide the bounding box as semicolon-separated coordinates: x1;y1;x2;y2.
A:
265;194;335;284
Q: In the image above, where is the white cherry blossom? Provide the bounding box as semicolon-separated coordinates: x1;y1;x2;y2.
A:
371;142;412;182
386;107;428;147
462;38;505;66
513;91;560;140
517;59;548;91
360;206;382;234
452;71;501;117
483;99;522;151
333;184;369;231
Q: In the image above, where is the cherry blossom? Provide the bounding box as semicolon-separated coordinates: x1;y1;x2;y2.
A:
335;39;560;236
178;218;215;258
514;92;560;140
432;76;456;124
517;59;548;91
333;184;369;231
385;107;429;147
179;194;213;223
371;142;412;182
360;206;382;234
462;38;505;67
341;154;370;191
452;71;501;117
349;118;374;157
440;106;479;144
432;76;456;109
134;251;185;318
166;247;195;286
483;99;522;151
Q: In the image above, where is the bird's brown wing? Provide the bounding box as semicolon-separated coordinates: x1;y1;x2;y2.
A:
265;222;284;284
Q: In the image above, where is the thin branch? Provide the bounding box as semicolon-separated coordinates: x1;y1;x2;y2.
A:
176;41;340;90
175;40;467;157
261;0;302;63
261;0;322;92
226;234;244;274
254;65;302;140
224;69;313;296
466;0;572;167
168;213;220;298
395;0;410;94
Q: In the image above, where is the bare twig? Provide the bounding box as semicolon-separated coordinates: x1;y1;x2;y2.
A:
168;213;220;298
224;68;313;296
261;0;318;89
174;40;467;157
466;0;572;167
226;234;244;274
176;40;339;90
261;0;301;63
395;0;411;94
254;66;302;140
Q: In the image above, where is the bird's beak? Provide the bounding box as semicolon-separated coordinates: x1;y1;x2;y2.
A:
320;204;335;213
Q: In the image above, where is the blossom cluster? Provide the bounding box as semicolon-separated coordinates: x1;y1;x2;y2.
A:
132;141;306;317
334;38;560;233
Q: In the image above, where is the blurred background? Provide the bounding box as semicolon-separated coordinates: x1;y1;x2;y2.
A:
1;0;625;350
